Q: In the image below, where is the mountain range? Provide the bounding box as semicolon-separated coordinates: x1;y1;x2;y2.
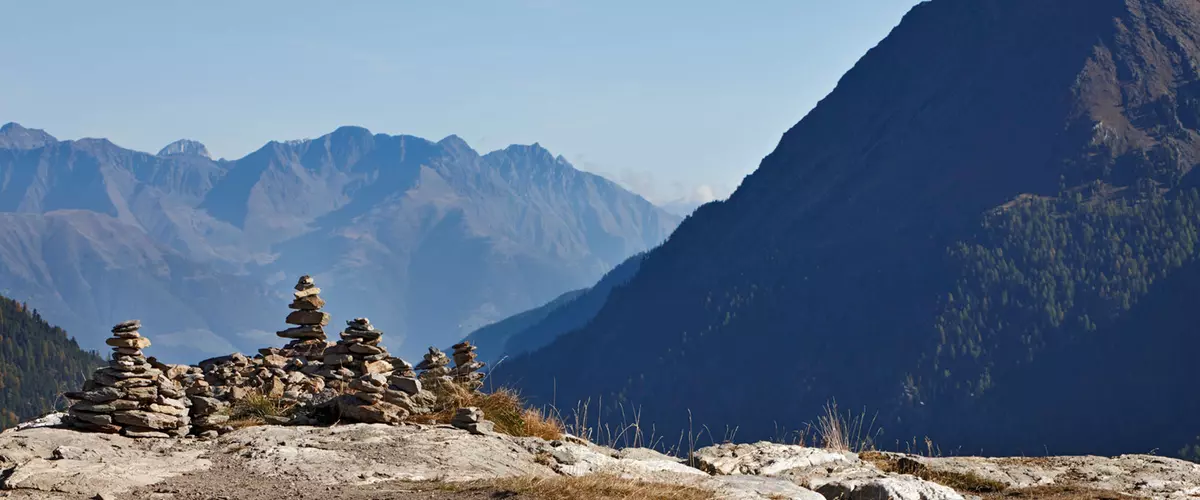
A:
0;123;679;361
495;0;1200;457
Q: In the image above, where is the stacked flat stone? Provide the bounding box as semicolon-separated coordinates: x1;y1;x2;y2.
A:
450;341;486;390
451;406;495;435
320;318;394;386
64;320;191;438
385;357;436;415
188;395;230;438
387;357;420;395
415;347;452;387
275;275;331;360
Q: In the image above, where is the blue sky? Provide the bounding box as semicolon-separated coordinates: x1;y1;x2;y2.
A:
1;0;919;205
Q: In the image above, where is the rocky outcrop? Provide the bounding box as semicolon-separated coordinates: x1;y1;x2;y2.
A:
813;477;963;500
0;423;816;500
885;452;1200;499
694;442;1200;499
695;442;962;500
1;422;1196;499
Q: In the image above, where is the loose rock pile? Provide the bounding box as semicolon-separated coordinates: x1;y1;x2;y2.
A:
275;275;331;360
64;321;191;438
450;341;486;390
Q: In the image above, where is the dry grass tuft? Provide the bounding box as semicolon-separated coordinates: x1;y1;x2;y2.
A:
227;390;297;428
412;381;565;440
445;474;717;500
815;400;881;452
860;451;1007;494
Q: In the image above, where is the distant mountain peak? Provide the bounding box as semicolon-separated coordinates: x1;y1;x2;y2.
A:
0;122;58;150
500;143;556;161
157;139;211;159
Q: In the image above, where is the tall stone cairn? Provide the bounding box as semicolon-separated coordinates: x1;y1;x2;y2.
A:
275;275;330;360
415;347;452;387
450;341;486;391
64;320;191;438
320;318;394;387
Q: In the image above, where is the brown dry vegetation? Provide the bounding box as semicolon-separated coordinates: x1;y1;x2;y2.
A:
227;390;298;428
437;474;717;500
410;382;565;440
980;485;1148;500
221;381;564;440
859;451;1007;494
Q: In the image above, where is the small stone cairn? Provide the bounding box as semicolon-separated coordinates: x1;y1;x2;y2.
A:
275;275;331;360
321;319;436;424
386;357;436;414
450;341;486;391
451;406;495;435
415;346;452;388
64;320;191;438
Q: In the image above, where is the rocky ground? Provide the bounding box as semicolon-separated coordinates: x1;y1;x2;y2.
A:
0;418;1197;499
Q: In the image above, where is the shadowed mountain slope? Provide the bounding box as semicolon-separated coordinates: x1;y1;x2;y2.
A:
497;0;1200;456
459;252;646;365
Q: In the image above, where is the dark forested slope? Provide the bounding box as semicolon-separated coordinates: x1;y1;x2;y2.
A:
0;295;102;428
498;0;1200;456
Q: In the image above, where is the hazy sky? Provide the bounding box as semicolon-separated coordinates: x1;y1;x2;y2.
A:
1;1;919;204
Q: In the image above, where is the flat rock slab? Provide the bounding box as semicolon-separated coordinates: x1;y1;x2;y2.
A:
0;426;210;496
214;423;555;484
695;441;859;476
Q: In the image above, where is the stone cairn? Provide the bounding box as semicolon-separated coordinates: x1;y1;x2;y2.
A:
450;341;486;391
275;275;331;360
320;319;436;423
321;317;394;387
64;320;191;438
451;406;495;435
415;346;452;388
387;356;436;414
